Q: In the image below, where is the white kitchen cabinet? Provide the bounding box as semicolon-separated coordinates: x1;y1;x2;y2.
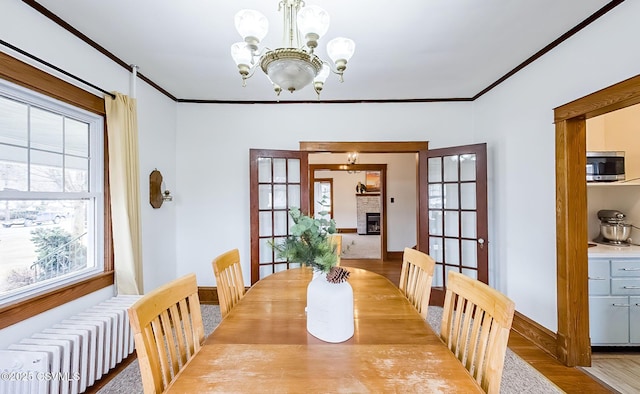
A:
589;296;629;344
631;297;640;343
588;258;640;345
588;259;610;295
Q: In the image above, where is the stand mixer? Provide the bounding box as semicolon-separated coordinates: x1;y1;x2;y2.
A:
594;209;632;246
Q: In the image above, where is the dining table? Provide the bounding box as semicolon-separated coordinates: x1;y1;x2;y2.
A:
166;267;483;393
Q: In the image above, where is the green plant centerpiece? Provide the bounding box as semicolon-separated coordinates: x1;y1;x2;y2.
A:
270;207;350;283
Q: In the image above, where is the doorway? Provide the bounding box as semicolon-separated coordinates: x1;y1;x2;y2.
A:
309;162;387;260
555;74;640;366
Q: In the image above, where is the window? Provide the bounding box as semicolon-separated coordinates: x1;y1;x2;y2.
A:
0;79;104;305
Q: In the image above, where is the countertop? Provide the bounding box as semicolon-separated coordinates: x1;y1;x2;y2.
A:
588;242;640;258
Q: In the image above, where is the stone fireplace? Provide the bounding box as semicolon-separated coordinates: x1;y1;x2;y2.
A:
366;213;381;235
356;194;380;235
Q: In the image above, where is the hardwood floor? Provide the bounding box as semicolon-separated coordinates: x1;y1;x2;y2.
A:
507;331;613;393
581;352;640;393
342;257;614;393
341;258;401;286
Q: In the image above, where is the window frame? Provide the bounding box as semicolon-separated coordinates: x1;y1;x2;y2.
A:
0;80;105;304
0;51;113;329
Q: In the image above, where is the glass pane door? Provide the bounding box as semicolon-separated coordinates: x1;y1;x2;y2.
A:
418;144;487;305
250;149;308;284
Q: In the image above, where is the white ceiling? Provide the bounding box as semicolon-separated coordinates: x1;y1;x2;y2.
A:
34;0;613;102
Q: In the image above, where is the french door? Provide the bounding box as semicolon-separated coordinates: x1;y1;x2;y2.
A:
418;143;488;305
249;143;488;293
249;149;309;284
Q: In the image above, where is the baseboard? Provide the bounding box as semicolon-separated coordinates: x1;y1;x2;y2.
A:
337;228;357;233
512;310;558;358
198;286;219;305
592;345;640;352
386;251;403;260
199;286;251;305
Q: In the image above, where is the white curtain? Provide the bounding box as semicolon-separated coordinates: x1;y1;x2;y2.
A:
105;92;143;295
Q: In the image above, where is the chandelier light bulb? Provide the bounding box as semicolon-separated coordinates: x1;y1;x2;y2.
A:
231;42;254;85
313;63;331;97
327;37;355;81
234;9;269;50
297;5;330;49
314;63;330;84
266;74;283;96
327;37;356;64
230;42;253;67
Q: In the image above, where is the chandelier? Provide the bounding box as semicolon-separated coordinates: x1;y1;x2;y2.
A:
230;0;355;97
345;152;359;174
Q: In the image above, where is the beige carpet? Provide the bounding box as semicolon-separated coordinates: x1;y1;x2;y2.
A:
99;305;563;393
340;233;381;259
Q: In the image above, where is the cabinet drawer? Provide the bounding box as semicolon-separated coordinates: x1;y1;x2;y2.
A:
611;260;640;277
611;279;640;295
588;260;610;295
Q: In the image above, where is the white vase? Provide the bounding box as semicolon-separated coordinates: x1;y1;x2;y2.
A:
306;270;354;343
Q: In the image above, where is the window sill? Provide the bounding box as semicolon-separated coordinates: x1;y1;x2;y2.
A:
0;271;114;330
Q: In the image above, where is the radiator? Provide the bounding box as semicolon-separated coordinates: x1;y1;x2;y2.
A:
1;295;142;394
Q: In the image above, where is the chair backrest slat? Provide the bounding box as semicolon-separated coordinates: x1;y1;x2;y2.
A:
398;248;435;319
159;309;179;381
212;249;246;318
440;271;515;394
128;273;205;394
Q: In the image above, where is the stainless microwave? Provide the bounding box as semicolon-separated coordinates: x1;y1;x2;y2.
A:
586;151;625;182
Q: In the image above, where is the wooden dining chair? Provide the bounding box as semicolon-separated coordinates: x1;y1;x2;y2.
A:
398;247;435;319
127;273;205;394
440;271;515;394
328;234;342;266
212;248;245;318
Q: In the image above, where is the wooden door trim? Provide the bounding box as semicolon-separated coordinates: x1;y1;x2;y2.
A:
300;141;428;153
310;164;388;260
554;73;640;366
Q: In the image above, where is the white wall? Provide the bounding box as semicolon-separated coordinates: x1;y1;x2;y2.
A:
313;169;365;228
136;80;178;293
472;0;640;330
175;102;473;285
0;2;177;343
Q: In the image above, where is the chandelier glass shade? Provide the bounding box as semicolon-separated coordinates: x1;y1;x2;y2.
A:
230;0;355;97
